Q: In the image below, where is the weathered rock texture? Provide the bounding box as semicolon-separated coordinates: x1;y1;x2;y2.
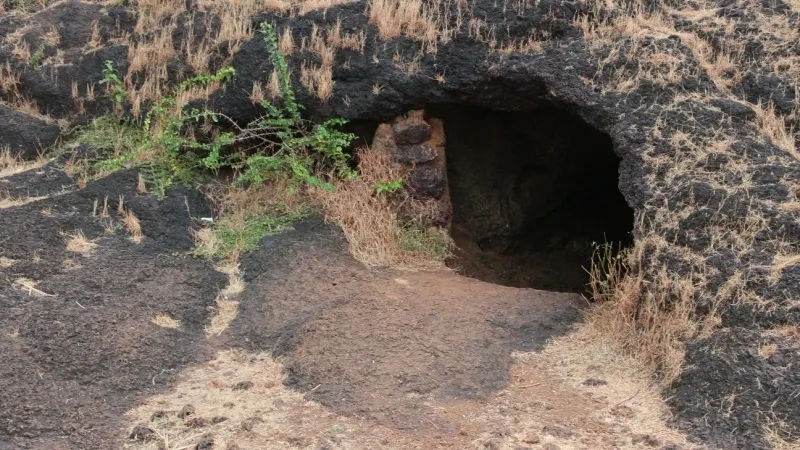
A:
1;0;799;449
0;104;59;158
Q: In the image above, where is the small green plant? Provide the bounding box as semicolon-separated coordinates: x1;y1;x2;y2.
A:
193;206;308;259
29;44;45;68
372;177;404;195
179;66;236;90
202;23;357;191
99;60;126;104
399;222;453;261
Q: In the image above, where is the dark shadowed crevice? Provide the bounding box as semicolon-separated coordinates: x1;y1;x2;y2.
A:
427;104;634;293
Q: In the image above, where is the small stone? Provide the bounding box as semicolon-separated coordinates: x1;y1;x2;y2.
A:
660;444;682;450
582;378;608;386
395;143;438;164
405;165;447;199
482;438;501;449
241;416;264;431
542;444;561;450
233;381;254;391
632;434;661;447
227;442;241;450
150;410;169;421
195;436;214;450
211;416;228;424
543;425;574;439
222;402;235;408
392;120;432;145
178;404;196;419
610;405;633;417
185;417;208;428
129;425;155;442
523;435;541;444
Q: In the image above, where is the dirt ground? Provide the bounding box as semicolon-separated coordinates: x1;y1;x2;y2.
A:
1;167;706;450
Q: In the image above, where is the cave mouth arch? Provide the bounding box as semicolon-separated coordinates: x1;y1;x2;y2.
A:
426;104;634;293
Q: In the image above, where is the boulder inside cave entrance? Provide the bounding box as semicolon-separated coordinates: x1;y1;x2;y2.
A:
428;104;634;293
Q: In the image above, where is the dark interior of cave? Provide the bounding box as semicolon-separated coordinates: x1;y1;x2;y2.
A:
426;104;634;293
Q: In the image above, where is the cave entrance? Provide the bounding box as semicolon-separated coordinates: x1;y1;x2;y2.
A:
428;104;634;293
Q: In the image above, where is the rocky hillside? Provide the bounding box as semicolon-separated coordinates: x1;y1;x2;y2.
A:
1;0;799;449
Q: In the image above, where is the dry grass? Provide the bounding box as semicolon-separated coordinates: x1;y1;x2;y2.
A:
0;192;47;209
587;235;719;386
122;322;703;449
151;314;181;329
205;263;245;337
0;148;48;178
313;142;446;270
193;180;306;260
125;0;355;111
765;422;800;450
0;256;17;268
122;349;416;449
770;252;800;284
299;62;334;102
63;230;98;253
487;322;705;449
13;277;55;297
118;197;144;243
367;0;441;51
753;101;799;161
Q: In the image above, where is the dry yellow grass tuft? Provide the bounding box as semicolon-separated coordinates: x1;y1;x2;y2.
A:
587;234;719;386
367;0;441;51
63;230;98;254
753;101;799;161
151;314;181;329
206;263;245;337
313;145;445;270
0;256;17;268
0;148;47;178
125;0;355;112
193;180;306;261
118;197;144;243
770;252;800;284
0;192;47;209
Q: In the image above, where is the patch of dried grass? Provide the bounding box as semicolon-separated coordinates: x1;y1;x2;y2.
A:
151;314;181;329
0;147;47;178
770;252;800;283
367;0;440;50
13;277;55;297
0;192;47;209
123;349;413;449
63;230;98;253
587;236;719;386
499;323;704;449
753;101;799;161
0;256;17;268
764;421;800;450
206;263;246;337
118;197;144;243
312;145;445;270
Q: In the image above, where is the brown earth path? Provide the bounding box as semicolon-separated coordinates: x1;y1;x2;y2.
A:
0;168;705;450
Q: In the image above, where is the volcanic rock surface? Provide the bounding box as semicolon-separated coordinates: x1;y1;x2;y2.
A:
1;0;799;449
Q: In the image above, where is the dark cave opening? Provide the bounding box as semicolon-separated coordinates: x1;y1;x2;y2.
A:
427;104;634;293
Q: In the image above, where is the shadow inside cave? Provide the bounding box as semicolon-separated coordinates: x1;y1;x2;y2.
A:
427;104;634;293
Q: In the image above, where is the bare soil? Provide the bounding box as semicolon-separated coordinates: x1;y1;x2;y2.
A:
1;168;702;449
